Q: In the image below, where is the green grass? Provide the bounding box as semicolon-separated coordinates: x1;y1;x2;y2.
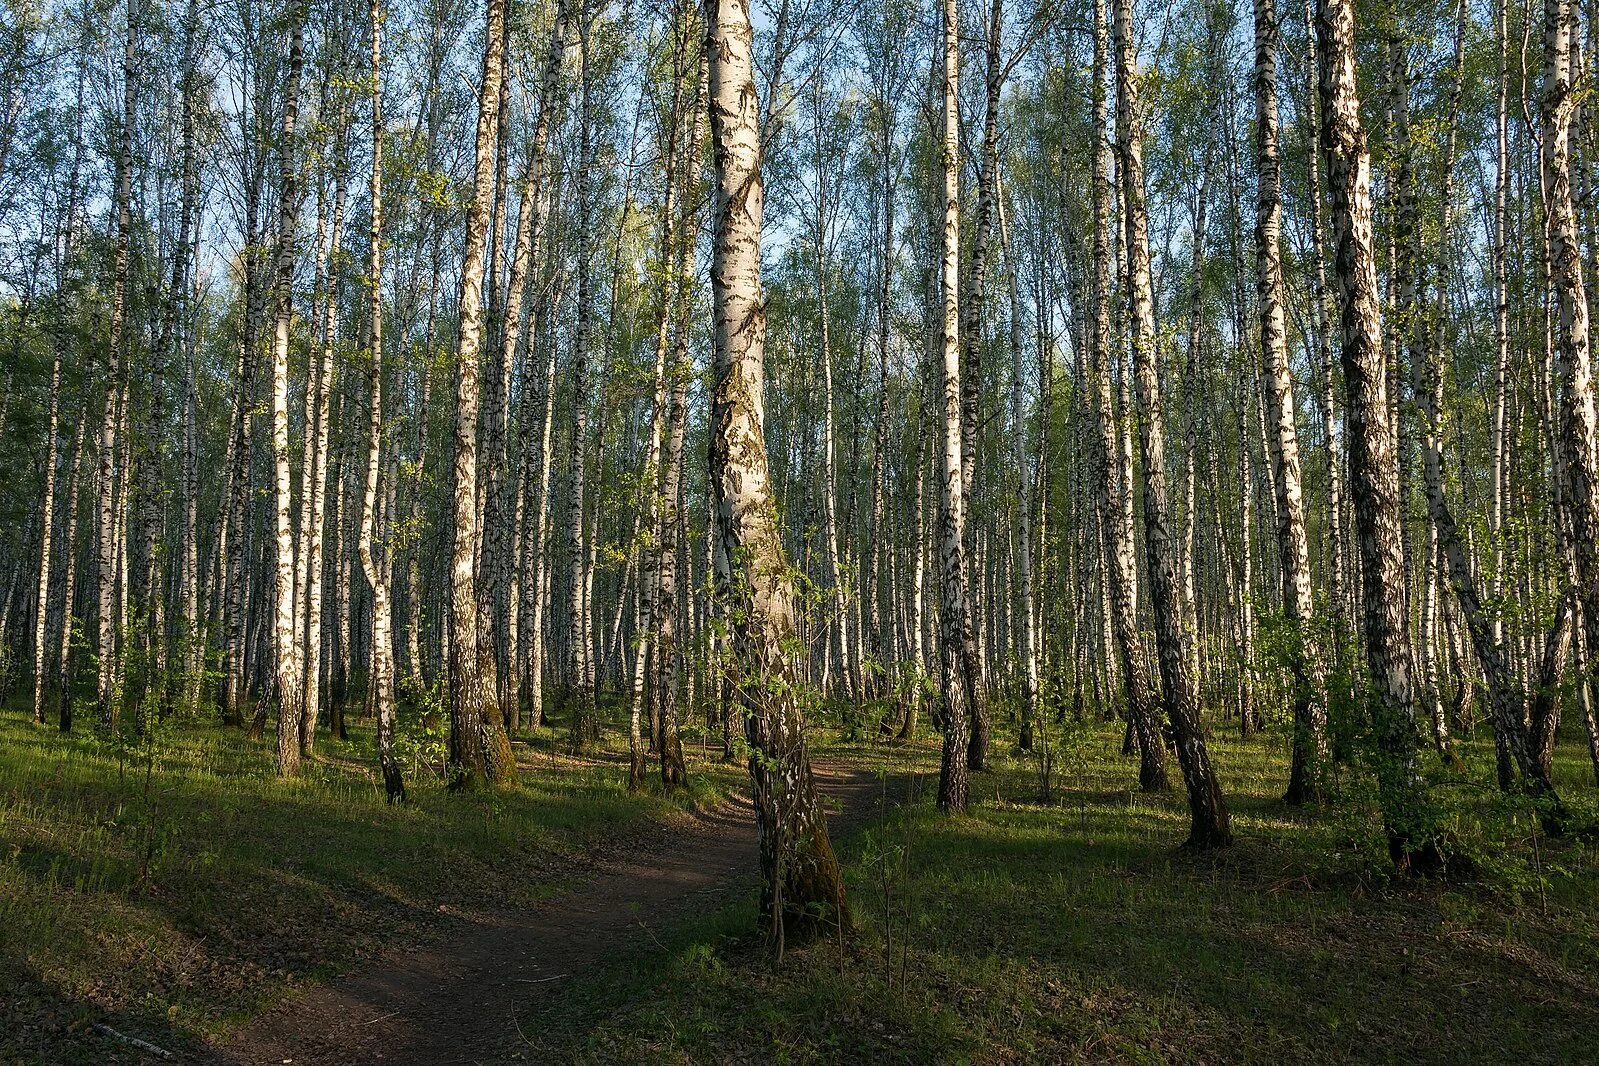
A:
0;703;742;1064
516;718;1599;1065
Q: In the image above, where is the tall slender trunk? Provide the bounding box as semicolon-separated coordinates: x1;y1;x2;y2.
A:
97;1;138;735
566;7;598;745
57;413;88;730
1545;0;1599;763
630;9;691;787
32;357;61;724
1302;0;1346;645
1000;194;1038;753
935;0;978;812
362;0;404;801
656;38;707;789
814;108;857;713
1492;0;1512;661
179;0;202;713
449;0;517;788
866;73;897;708
959;0;1005;771
1089;0;1166;792
1256;0;1328;803
1317;0;1433;867
1113;0;1230;847
270;1;307;775
498;0;568;729
301;158;346;752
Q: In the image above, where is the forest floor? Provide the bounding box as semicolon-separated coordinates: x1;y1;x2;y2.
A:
517;721;1599;1066
206;759;893;1066
4;702;1599;1064
0;702;749;1064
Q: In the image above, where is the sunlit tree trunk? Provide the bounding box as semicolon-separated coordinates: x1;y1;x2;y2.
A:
705;0;847;945
57;414;87;731
1089;0;1166;792
1317;0;1433;867
935;0;977;812
361;0;404;801
1301;0;1347;645
1257;0;1328;803
448;0;517;788
301;158;346;753
1544;0;1599;765
269;0;307;775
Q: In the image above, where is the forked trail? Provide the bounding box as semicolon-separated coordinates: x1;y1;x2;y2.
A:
209;762;892;1066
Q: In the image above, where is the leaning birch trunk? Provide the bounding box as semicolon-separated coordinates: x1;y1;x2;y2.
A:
1317;0;1434;868
270;1;307;775
1417;0;1560;812
361;0;405;802
1089;0;1166;792
935;0;978;813
1113;0;1230;846
705;0;847;946
1255;0;1328;803
448;0;517;788
97;2;137;735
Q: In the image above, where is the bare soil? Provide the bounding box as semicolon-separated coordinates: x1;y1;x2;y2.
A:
207;761;891;1066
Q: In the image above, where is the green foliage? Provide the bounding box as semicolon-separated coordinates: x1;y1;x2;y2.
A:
394;675;450;781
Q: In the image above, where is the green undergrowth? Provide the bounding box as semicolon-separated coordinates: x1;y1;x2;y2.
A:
517;721;1599;1065
0;703;741;1065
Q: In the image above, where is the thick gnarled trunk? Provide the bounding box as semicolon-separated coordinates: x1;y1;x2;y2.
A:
706;0;846;945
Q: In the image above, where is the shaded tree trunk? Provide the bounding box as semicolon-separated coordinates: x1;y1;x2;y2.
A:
1113;0;1230;846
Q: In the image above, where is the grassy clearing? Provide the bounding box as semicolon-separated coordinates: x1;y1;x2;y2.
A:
519;721;1599;1065
0;703;742;1065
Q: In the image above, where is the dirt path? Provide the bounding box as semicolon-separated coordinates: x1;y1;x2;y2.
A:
208;762;897;1066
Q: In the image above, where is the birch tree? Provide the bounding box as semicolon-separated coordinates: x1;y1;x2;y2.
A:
705;0;847;943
